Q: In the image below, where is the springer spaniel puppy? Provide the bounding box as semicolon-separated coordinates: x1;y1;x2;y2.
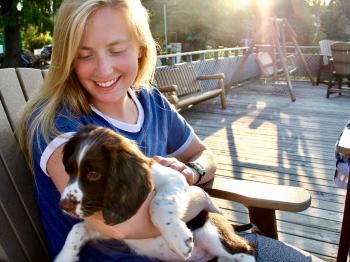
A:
55;125;255;262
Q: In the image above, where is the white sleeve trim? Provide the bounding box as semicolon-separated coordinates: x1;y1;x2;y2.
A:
39;132;76;176
168;131;195;157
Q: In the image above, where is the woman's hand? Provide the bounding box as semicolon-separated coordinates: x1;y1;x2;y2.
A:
153;155;199;185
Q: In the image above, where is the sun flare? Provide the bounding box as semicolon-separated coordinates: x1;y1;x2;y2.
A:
256;0;271;18
232;0;271;16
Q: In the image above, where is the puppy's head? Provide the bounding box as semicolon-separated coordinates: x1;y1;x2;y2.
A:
60;125;153;225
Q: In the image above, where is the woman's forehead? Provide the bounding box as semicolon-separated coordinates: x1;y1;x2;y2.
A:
81;6;133;48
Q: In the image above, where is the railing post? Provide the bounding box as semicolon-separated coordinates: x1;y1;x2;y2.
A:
185;55;192;63
214;51;219;60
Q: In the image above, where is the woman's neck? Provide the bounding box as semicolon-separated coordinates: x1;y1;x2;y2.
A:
92;93;138;124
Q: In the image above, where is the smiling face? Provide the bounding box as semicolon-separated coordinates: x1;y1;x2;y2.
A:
74;6;140;109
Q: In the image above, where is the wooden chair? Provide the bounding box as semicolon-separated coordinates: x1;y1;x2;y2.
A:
0;67;312;260
15;68;44;101
326;42;350;98
0;68;49;261
316;39;334;85
335;127;350;262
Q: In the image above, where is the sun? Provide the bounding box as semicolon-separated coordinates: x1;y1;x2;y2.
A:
256;0;271;18
231;0;271;14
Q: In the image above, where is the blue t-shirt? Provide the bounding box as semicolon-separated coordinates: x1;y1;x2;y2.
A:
31;87;194;261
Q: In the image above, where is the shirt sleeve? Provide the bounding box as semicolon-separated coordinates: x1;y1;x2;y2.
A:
32;109;84;176
150;88;195;156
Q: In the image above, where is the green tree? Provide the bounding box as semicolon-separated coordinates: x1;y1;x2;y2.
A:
321;0;350;41
143;0;255;52
0;0;61;67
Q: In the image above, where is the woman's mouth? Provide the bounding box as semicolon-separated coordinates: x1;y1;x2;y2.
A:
95;76;121;88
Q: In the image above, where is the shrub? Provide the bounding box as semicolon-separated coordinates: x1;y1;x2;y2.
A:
22;25;52;52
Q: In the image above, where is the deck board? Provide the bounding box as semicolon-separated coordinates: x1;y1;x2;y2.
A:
179;81;350;261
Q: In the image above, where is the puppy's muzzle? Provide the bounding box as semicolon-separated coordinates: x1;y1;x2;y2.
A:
59;195;80;217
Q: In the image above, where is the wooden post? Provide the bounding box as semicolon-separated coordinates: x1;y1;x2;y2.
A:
337;177;350;262
272;18;296;101
214;51;219;60
248;207;278;240
336;133;350;262
284;19;315;86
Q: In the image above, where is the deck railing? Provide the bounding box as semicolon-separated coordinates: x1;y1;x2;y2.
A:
157;45;319;66
156;45;322;82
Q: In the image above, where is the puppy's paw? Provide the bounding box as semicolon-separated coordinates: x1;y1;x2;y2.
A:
163;222;194;259
54;251;79;262
217;253;256;262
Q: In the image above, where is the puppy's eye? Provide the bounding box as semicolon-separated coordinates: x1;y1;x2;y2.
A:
86;171;102;182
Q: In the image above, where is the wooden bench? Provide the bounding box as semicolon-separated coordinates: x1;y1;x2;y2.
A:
0;67;312;260
154;65;227;109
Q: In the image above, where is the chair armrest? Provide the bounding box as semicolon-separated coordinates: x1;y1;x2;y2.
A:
203;176;311;212
157;85;179;107
204;176;311;239
337;127;350;156
157;85;178;93
197;73;225;81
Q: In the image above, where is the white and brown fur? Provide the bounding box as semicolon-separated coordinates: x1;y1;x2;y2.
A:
55;125;255;262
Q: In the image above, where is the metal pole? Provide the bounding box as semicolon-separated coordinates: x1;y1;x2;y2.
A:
163;4;168;54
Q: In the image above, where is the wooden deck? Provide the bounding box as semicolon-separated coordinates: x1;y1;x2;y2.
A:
179;81;350;261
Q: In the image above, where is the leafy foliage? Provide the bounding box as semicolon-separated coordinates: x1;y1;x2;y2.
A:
22;25;52;51
143;0;349;52
321;0;350;41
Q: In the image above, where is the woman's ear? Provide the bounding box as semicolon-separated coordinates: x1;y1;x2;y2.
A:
102;148;153;225
138;46;144;58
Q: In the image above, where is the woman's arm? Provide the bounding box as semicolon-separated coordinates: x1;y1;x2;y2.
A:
47;145;161;239
154;134;216;185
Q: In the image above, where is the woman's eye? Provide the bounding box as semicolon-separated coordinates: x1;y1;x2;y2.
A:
77;54;93;60
86;171;102;181
111;49;125;55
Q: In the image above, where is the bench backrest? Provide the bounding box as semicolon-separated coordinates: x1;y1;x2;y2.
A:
155;65;201;96
0;68;49;261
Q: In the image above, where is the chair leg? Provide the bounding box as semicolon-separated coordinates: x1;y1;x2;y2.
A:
248;207;278;240
327;75;333;98
338;77;343;96
316;56;323;86
219;79;227;109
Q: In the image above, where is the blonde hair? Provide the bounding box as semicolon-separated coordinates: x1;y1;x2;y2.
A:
18;0;157;172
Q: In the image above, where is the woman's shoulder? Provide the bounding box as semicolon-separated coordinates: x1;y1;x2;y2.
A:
136;85;162;98
135;86;170;108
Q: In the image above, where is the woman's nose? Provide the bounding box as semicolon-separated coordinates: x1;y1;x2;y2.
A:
95;55;114;76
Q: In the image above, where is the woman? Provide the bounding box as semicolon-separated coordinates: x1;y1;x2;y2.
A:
18;0;323;261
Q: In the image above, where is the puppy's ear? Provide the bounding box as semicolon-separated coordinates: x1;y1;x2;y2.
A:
62;125;98;174
62;135;79;175
102;145;153;225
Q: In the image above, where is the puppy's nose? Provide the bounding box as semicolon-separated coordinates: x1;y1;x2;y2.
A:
59;198;78;213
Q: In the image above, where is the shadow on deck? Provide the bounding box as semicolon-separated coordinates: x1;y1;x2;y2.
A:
179;81;350;261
